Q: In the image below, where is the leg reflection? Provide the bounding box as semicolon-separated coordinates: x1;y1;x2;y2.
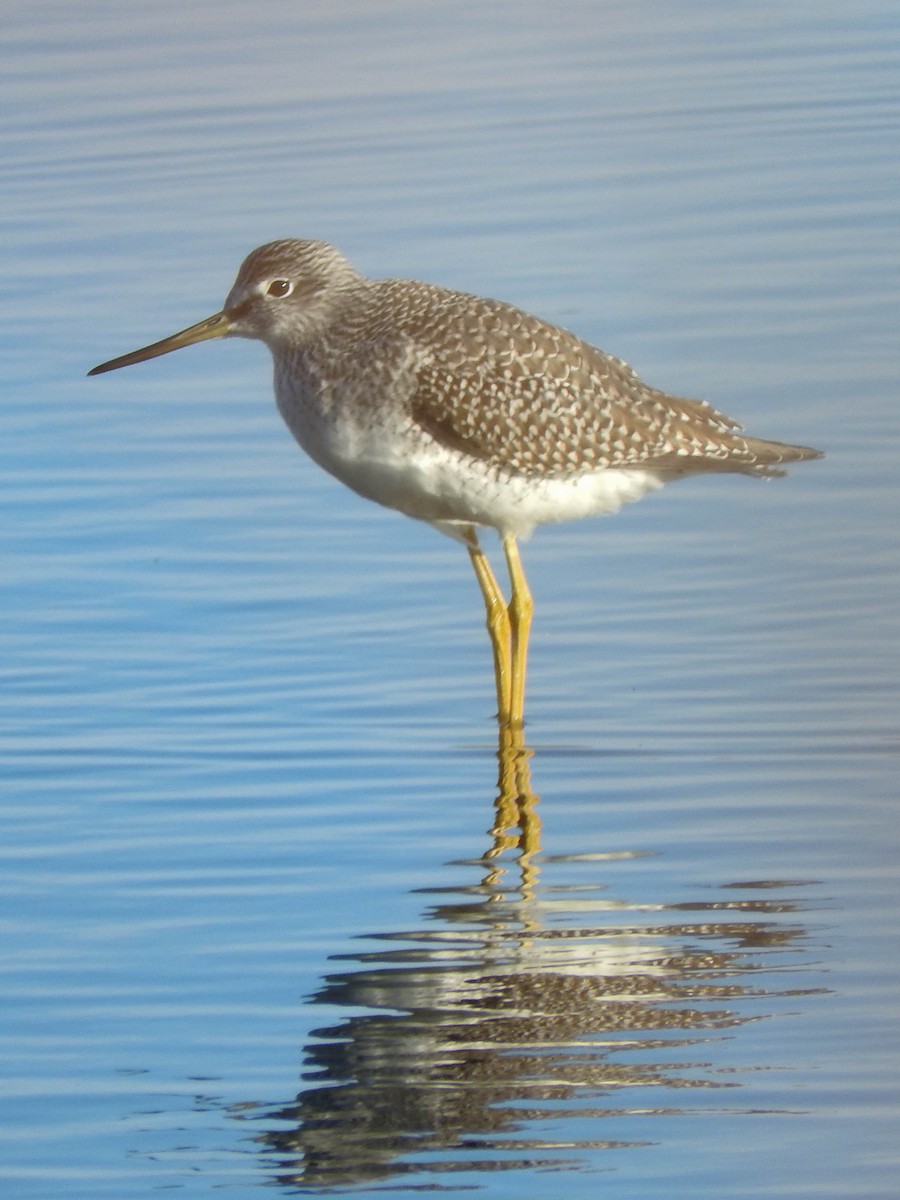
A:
484;721;542;895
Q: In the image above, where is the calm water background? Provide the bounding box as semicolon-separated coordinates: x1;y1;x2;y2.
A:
2;1;899;1196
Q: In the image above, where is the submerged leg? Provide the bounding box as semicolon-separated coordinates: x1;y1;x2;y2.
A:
463;526;513;722
502;536;533;727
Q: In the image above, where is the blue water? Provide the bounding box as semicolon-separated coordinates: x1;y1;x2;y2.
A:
2;2;899;1197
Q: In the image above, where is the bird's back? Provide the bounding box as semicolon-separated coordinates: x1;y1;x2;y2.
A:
340;276;822;482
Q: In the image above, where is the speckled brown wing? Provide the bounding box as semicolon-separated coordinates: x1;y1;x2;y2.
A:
390;282;819;479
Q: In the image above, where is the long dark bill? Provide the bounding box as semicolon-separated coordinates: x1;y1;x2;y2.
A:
88;310;232;376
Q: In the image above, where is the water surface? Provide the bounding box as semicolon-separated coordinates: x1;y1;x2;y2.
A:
2;2;899;1197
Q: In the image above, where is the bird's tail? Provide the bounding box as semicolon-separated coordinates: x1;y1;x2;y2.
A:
739;437;823;477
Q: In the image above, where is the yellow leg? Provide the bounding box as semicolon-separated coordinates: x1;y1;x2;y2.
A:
464;527;513;722
502;536;533;728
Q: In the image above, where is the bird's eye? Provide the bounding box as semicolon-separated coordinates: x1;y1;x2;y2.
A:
266;279;293;298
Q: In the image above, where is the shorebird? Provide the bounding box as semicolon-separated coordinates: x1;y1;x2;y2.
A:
89;239;821;724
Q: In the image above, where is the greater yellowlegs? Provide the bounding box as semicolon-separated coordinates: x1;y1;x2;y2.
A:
89;239;821;725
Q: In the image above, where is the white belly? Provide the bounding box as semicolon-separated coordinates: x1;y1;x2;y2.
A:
275;371;665;538
306;425;663;537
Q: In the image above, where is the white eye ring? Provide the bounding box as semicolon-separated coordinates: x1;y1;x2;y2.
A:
266;279;293;298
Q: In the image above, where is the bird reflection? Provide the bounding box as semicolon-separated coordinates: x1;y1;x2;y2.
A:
232;727;820;1190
